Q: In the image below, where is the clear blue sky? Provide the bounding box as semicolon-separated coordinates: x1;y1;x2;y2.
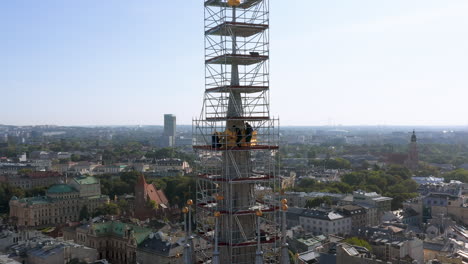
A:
2;0;467;126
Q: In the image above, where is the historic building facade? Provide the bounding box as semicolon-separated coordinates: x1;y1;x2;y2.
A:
63;220;152;264
3;171;63;190
9;176;109;227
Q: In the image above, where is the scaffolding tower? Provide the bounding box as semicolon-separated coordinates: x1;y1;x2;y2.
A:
193;0;281;263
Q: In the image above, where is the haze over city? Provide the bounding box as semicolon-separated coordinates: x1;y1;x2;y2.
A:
2;0;468;126
3;1;468;264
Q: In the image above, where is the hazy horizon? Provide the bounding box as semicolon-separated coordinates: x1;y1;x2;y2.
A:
2;0;468;126
2;123;468;131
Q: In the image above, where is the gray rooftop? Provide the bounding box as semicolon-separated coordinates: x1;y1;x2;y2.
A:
301;209;345;221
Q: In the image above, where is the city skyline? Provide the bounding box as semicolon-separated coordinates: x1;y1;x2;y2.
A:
2;0;468;126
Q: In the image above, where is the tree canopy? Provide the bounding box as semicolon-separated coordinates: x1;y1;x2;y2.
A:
93;203;120;217
0;183;25;214
295;165;418;210
343;237;372;251
305;196;333;208
443;169;468;183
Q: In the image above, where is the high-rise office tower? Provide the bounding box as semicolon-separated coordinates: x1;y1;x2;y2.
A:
193;0;282;263
163;114;176;147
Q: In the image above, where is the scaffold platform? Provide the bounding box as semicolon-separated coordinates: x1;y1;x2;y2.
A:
205;116;270;121
205;0;263;9
198;173;275;183
197;202;278;216
205;85;269;93
197;233;279;248
206;22;268;37
205;54;268;65
193;145;278;151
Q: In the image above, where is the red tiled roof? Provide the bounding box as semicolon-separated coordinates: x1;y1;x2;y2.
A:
146;184;169;205
137;174;168;205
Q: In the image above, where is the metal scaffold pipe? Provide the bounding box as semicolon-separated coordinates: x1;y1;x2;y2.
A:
280;199;289;264
195;0;279;262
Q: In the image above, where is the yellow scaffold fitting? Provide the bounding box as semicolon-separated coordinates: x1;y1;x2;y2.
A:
182;207;189;214
214;211;221;218
186;199;194;206
228;0;241;7
281;204;289;211
256;210;263;217
281;198;288;205
218;129;258;147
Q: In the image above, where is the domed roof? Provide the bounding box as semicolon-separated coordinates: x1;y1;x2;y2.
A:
47;184;77;194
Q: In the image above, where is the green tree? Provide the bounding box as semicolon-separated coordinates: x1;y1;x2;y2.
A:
121;171;142;187
93;203;120;216
343;237;372;251
311;158;351;169
70;154;81;162
443;169;468;183
17;169;33;175
341;172;366;186
360;161;370;170
117;199;129;212
297;178;317;189
414;163;440;176
150;178;167;190
79;205;90;220
0;183;25;214
305;196;332;208
330;182;352;193
25;186;47;197
363;184;382;194
147;200;157;209
386;165;411;180
366;174;387;187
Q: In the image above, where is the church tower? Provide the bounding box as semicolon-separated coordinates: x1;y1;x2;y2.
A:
134;174;169;220
405;130;419;171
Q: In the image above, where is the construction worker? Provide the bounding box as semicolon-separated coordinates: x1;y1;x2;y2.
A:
245;122;253;143
212;131;221;148
233;125;242;147
212;131;217;148
216;131;222;148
